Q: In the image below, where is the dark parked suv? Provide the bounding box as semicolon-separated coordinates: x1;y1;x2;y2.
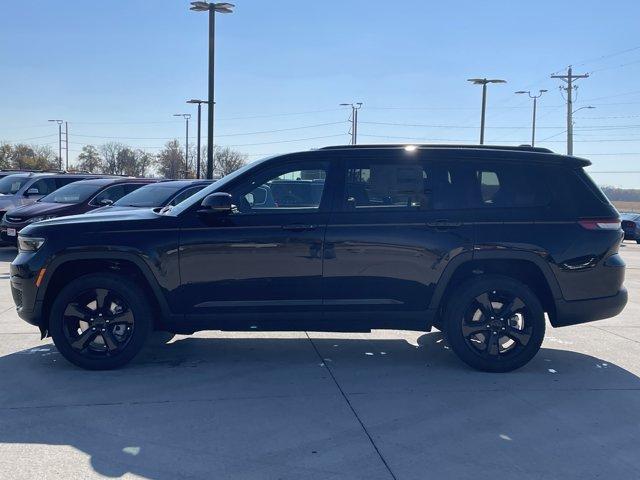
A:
9;145;627;371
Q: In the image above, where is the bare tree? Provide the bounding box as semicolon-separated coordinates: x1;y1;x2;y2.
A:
156;139;184;179
76;145;102;173
213;146;248;177
2;143;58;170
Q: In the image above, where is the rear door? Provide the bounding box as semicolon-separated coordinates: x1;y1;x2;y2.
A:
322;150;475;328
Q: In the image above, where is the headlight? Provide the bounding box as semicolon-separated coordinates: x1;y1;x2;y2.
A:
18;236;45;252
26;215;56;224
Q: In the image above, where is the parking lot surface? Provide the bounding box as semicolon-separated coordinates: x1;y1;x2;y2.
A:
1;243;640;479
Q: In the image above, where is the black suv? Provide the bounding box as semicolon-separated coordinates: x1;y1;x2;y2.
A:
9;145;627;371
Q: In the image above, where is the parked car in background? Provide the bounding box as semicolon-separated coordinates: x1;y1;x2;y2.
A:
0;172;101;221
10;144;627;372
0;170;58;180
0;177;156;245
91;179;213;213
621;212;640;242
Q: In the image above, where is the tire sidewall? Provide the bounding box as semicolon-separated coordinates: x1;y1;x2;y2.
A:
49;273;153;370
444;275;546;372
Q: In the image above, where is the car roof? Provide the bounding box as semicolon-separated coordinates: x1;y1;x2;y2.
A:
153;179;215;188
66;177;157;186
315;144;591;167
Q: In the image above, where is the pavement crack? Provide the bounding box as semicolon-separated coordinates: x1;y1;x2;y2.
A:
305;332;398;480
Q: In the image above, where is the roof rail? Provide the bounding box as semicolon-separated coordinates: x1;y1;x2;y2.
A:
319;144;554;153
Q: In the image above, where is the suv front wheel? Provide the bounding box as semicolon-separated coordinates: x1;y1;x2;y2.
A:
443;275;545;372
49;273;153;370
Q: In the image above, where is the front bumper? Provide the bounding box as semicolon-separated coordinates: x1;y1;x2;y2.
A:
10;259;44;330
553;287;628;327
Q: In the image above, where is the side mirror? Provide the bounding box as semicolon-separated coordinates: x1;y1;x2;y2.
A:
98;198;114;206
199;192;233;214
25;188;40;196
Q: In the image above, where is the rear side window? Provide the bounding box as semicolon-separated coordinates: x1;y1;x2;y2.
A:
345;160;431;210
473;163;551;208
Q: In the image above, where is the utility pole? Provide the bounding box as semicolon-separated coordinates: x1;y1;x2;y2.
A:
467;78;506;145
173;113;192;178
64;122;69;170
340;102;363;145
187;99;210;179
515;89;547;146
48;119;63;169
551;66;589;156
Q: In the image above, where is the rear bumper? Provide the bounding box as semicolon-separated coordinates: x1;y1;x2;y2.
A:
553;287;628;327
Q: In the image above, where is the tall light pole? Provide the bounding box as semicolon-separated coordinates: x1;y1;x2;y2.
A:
569;105;595;156
339;102;363;145
467;78;506;144
515;89;547;146
173;113;191;178
190;1;235;179
187;99;209;179
48;119;63;169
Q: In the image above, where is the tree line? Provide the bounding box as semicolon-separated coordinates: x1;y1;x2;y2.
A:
0;140;248;178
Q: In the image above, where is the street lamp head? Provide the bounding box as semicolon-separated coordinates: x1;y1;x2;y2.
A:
190;1;210;11
190;1;235;13
515;91;529;94
539;89;548;93
467;78;506;85
187;99;208;104
48;119;63;123
214;2;235;13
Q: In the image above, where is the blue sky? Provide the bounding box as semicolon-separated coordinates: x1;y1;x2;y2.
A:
1;0;640;186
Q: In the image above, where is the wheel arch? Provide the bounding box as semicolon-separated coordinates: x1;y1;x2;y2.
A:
38;252;172;333
430;251;562;326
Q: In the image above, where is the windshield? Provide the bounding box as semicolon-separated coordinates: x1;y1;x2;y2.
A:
40;182;101;204
114;184;182;207
0;175;29;195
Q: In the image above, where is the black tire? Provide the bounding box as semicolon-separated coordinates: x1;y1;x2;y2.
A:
49;273;153;370
443;275;545;372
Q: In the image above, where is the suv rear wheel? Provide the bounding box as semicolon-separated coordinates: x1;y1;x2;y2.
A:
49;273;153;370
443;275;545;372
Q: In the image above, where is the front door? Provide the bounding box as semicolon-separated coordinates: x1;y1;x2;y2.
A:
322;151;476;329
178;157;333;329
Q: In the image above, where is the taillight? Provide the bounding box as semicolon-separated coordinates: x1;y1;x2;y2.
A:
578;218;621;230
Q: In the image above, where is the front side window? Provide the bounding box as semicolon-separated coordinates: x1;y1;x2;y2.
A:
91;185;128;205
345;160;431;210
474;163;551;208
28;178;57;196
169;186;206;206
0;175;29;194
232;161;329;213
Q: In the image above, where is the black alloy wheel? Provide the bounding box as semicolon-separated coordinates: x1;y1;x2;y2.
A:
62;288;135;357
444;275;545;372
49;273;153;370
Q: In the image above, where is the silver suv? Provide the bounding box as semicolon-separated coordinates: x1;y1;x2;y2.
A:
0;173;102;220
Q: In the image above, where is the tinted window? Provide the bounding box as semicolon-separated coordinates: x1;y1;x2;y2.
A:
473;163;551;208
169;186;206;206
114;184;179;207
28;178;57;196
0;175;29;194
91;185;128;205
345;160;431;210
40;182;101;204
232;161;328;212
432;163;474;210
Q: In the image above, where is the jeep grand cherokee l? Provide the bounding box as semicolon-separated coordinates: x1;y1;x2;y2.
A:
9;144;627;372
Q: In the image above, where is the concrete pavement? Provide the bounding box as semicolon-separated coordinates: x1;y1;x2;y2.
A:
1;244;640;479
